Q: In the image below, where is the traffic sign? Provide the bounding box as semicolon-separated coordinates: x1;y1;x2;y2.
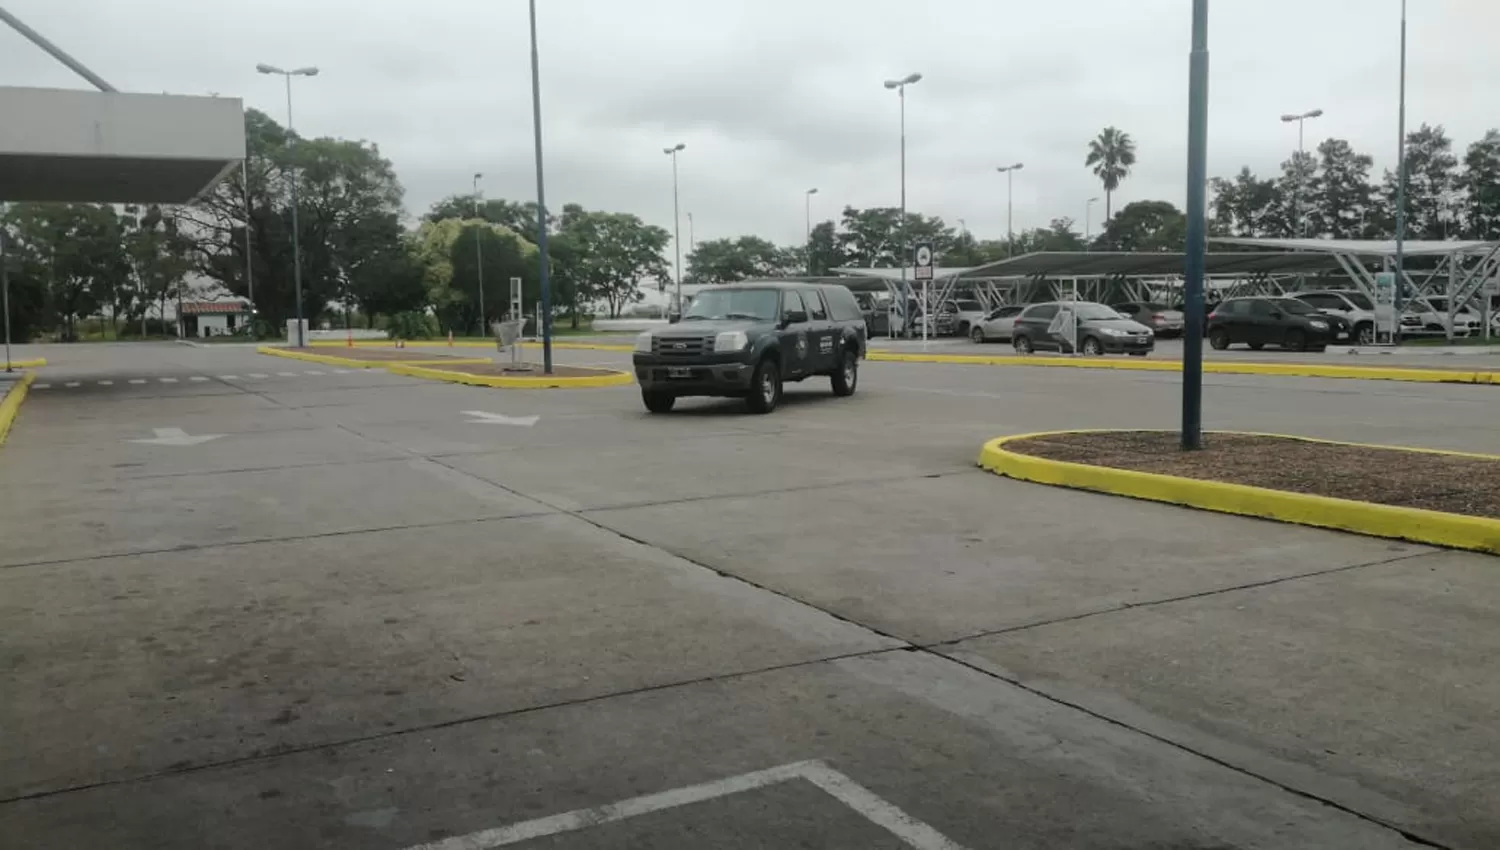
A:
913;242;934;281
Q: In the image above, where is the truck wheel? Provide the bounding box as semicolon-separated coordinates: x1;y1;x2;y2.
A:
745;357;781;414
642;390;676;413
831;350;858;397
1355;322;1375;345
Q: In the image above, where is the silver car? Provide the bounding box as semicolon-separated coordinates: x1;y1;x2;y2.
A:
1110;301;1186;338
969;305;1025;343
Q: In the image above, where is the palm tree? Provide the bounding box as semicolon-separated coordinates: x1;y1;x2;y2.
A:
1085;127;1138;222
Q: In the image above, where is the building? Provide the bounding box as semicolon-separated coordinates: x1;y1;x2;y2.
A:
178;300;253;338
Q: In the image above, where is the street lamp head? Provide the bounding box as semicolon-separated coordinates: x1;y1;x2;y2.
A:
883;80;900;89
474;172;483;181
293;67;320;77
807;187;818;196
1307;108;1324;118
1279;113;1299;122
901;72;923;85
664;142;685;154
1088;196;1100;203
1013;162;1025;170
255;63;282;75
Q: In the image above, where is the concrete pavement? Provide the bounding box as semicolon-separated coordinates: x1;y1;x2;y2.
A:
1;341;1495;848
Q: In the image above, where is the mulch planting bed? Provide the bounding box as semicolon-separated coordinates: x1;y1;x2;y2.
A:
284;347;482;362
416;362;621;378
1007;431;1500;519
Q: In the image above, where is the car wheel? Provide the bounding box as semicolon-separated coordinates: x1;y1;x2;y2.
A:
1013;335;1033;355
642;390;676;414
1248;342;1265;351
831;350;858;397
1284;329;1308;352
1080;336;1104;356
1354;322;1375;346
745;357;781;414
956;322;970;338
1208;328;1230;350
970;326;986;344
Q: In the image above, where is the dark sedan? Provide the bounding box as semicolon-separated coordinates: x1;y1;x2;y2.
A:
1207;297;1351;352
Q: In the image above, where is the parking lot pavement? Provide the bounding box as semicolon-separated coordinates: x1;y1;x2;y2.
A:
1;342;1495;848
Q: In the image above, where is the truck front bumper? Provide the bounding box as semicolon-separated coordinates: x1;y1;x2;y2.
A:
633;355;755;396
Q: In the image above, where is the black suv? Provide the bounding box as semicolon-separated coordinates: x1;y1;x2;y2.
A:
632;281;868;414
1208;297;1351;352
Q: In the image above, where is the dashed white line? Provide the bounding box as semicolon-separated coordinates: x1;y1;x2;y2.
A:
248;373;269;379
218;375;239;380
159;377;178;384
189;376;209;382
64;381;81;388
333;369;355;374
304;370;325;376
276;371;299;377
32;383;50;390
98;380;113;386
128;379;147;385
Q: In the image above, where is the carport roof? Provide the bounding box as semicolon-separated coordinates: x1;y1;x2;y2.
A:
1210;237;1500;256
837;252;1348;281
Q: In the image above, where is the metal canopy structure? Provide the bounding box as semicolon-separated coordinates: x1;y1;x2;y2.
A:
958;251;1347;279
1209;237;1500;342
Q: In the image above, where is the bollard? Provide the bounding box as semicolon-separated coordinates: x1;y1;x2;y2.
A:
448;331;454;347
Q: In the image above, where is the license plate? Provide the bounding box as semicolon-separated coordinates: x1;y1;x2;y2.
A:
666;367;693;379
1336;332;1349;340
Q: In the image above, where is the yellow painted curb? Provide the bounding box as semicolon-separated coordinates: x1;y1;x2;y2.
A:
977;429;1500;556
871;351;1500;385
308;339;635;353
0;371;37;447
5;358;46;369
386;362;636;389
256;346;492;369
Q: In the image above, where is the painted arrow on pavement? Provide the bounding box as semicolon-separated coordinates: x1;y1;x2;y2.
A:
462;410;540;427
127;427;226;446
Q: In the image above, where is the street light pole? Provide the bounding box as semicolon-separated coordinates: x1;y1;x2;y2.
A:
241;159;255;339
527;0;553;373
996;163;1024;255
687;212;695;254
256;62;318;348
1085;196;1100;246
884;72;922;338
1;201;10;372
664;142;686;313
805;187;818;274
1279;108;1323;237
1182;0;1210;450
1393;0;1409;341
473;172;486;334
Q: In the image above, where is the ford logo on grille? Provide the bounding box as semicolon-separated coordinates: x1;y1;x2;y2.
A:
672;342;687;349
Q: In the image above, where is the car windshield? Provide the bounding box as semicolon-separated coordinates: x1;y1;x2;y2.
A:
954;300;983;311
1276;299;1319;315
1343;292;1375;310
1074;303;1128;321
680;288;780;321
1143;302;1172;312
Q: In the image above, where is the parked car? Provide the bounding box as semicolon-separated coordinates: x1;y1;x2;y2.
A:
1407;296;1481;337
1207;297;1351;352
1110;301;1186;337
1291;290;1379;345
941;299;989;337
969;305;1026;343
1012;301;1155;356
632;281;867;414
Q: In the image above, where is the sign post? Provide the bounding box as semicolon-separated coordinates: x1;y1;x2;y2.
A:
913;242;934;343
1373;271;1397;344
509;276;523;333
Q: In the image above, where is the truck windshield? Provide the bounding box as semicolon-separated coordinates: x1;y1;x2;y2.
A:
681;288;780;322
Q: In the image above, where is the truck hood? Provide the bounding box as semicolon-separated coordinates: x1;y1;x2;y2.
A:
652;319;775;336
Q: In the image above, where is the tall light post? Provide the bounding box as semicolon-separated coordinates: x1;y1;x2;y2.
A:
241;159;256;339
255;62;318;348
1279;108;1323;237
1182;0;1210;450
995;163;1024;255
527;0;554;372
1085;196;1100;245
664;142;686;314
1;201;10;372
804;188;819;274
884;72;921;337
687;212;695;253
472;172;486;334
1393;0;1409;342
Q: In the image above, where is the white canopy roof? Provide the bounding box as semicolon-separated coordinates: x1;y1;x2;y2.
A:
1209;237;1498;257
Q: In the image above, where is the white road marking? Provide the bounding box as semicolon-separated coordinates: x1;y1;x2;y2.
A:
32;383;50;390
277;371;299;377
402;760;964;850
462;410;540;427
218;375;239;380
64;381;81;388
126;427;225;447
304;370;325;376
333;369;355;374
98;380;113;386
189;376;209;382
159;377;178;384
248;373;269;379
129;379;147;385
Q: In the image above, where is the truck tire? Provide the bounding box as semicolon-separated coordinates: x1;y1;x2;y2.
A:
831;350;858;397
642;390;676;413
745;357;781;414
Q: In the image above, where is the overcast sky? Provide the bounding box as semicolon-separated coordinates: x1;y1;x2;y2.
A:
2;0;1496;248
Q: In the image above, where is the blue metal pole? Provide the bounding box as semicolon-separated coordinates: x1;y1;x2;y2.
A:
1181;0;1210;450
527;0;553;373
1392;0;1408;342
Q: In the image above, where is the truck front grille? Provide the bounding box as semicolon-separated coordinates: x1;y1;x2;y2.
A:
653;335;711;356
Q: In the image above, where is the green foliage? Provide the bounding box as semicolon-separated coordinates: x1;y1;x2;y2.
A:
560;210;670;317
1086;127;1137;221
1097;201;1187;252
3;202;132;341
1458;130;1500;239
686;236;796;283
387;310;437;340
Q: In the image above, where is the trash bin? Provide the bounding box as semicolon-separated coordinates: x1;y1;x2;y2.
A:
492;320;525;351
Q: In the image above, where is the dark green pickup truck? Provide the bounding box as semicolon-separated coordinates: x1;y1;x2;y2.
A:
631;281;868;414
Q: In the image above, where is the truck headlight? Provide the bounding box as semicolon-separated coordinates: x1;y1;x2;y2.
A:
713;331;749;352
634;332;653;353
1308;320;1328;329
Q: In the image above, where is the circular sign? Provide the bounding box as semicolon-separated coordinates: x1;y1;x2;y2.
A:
915;245;933;266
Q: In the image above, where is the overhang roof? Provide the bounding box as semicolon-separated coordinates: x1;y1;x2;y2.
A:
1209;237;1500;256
837;252;1348;281
0;86;245;203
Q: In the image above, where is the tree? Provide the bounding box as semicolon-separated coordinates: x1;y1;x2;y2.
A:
805;220;843;276
1458;129;1500;240
836;207;955;268
349;232;429;325
1382;123;1460;240
686;236;795;283
1097;200;1186;252
426;194;552;240
1272;150;1318;238
123;205;194;336
562;211;670;317
1086;127;1137;222
450;222;537;329
5;203;130;340
1308;139;1376;239
1210;167;1280;237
